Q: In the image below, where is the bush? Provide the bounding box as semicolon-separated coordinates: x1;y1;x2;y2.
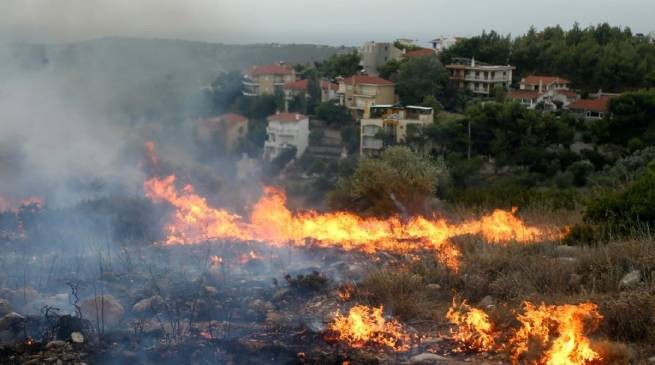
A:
601;292;655;342
585;164;655;235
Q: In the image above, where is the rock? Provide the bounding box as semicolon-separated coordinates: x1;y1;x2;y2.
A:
204;286;218;296
410;353;448;364
620;270;641;290
0;312;24;331
421;337;443;345
265;311;285;327
46;340;67;349
555;245;577;257
555;257;579;265
425;284;441;291
0;299;11;316
71;331;84;343
132;295;163;313
272;288;291;302
478;295;496;308
80;295;124;327
10;287;40;306
568;273;582;288
648;355;655;363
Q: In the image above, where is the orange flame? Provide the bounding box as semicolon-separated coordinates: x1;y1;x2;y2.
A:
337;283;356;301
0;196;44;213
326;305;411;352
509;302;602;365
144;175;559;269
446;299;496;352
209;255;223;268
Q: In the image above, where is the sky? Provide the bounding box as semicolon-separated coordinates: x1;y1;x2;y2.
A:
1;0;654;46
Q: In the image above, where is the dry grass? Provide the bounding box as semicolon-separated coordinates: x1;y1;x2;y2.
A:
359;225;655;362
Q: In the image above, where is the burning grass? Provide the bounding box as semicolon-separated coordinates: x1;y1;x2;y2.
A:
446;299;497;352
324;305;412;352
144;175;564;274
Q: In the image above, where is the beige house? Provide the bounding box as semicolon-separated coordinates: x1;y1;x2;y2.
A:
360;105;434;156
446;58;515;95
519;76;571;93
196;113;249;152
337;75;396;112
359;41;404;76
243;64;296;96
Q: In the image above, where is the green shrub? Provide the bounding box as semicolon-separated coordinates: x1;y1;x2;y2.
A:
585;164;655;236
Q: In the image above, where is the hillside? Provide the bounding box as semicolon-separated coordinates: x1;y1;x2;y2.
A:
0;37;349;119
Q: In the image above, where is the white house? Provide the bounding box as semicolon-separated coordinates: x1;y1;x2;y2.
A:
263;112;309;161
430;36;465;52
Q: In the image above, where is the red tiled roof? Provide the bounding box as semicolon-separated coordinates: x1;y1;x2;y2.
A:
249;64;294;76
522;76;570;86
267;112;308;122
404;49;436;58
507;90;542;100
340;75;394;86
218;113;248;123
569;97;611;113
284;79;338;91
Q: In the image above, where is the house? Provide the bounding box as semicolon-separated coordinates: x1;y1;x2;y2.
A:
519;76;571;92
337;75;396;112
283;79;338;109
396;38;418;48
196;113;248;152
507;88;579;110
446;58;515;96
359;41;404;76
568;96;613;120
430;36;465;52
263;112;309;161
360;105;434;156
243;64;296;96
403;48;437;59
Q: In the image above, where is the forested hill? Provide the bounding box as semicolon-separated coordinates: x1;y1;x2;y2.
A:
0;37;348;119
441;23;655;93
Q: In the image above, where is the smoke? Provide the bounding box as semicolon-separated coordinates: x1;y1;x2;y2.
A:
0;43;147;207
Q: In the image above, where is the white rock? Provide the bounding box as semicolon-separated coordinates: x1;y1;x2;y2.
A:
71;331;84;343
619;270;641;290
132;295;163;313
80;295;124;327
410;353;448;364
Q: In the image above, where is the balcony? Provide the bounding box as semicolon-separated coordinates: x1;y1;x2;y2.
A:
362;136;383;149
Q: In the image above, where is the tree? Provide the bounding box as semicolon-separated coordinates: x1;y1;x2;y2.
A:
314;102;353;125
441;30;512;65
328;146;446;216
316;52;362;79
205;71;244;113
392;56;448;105
377;59;401;80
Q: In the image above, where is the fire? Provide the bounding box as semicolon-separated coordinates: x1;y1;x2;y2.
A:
326;305;411;352
144;175;558;269
238;250;262;264
446;299;496;352
337;283;355;301
509;302;602;365
209;255;223;267
0;196;44;213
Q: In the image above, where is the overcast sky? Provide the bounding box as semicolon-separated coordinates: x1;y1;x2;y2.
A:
2;0;654;46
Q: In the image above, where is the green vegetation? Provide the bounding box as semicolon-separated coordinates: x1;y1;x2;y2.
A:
443;23;655;92
328;146;447;216
315;51;362;79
